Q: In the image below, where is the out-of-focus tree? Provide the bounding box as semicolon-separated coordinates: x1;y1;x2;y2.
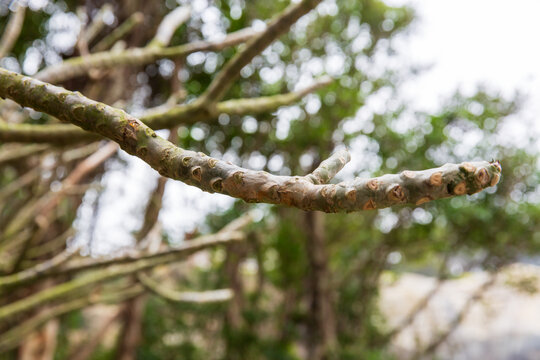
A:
0;0;537;359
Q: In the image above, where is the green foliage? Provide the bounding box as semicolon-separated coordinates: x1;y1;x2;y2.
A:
1;0;538;358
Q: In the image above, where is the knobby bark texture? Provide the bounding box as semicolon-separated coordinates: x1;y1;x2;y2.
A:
0;68;502;213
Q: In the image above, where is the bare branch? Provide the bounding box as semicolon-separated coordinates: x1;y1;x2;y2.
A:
418;271;499;358
0;285;143;352
1;142;117;241
92;12;144;52
198;0;323;105
138;273;232;303
79;4;114;49
35;27;257;84
0;2;26;58
148;6;191;48
0;122;101;144
0;167;41;204
0;246;80;288
0;230;245;320
0;76;332;144
306;149;351;185
0;68;502;213
0;144;49;165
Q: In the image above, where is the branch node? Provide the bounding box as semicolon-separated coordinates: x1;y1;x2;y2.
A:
429;172;443;187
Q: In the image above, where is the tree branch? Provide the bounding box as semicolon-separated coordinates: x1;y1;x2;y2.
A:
137;273;232;303
92;12;144;52
0;77;332;144
0;230;245;321
0;2;26;58
197;0;323;105
0;68;502;213
0;143;49;165
79;4;114;49
34;27;257;84
148;5;191;48
306;149;351;184
0;285;143;352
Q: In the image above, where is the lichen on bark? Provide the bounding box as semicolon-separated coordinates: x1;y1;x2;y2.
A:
0;68;502;213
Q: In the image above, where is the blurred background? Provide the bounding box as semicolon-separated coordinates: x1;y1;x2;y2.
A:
0;0;539;359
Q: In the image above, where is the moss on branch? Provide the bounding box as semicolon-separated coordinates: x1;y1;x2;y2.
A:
35;27;257;84
0;77;331;144
0;230;245;320
137;273;233;303
198;0;324;105
0;68;502;215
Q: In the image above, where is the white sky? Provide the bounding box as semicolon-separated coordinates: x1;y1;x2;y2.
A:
389;0;540;133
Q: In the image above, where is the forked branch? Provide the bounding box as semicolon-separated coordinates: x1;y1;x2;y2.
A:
0;68;502;213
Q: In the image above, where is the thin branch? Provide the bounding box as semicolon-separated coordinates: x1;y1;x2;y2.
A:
0;144;49;165
0;231;245;320
137;273;232;303
1;142;117;241
0;68;502;213
148;6;191;48
384;252;453;342
0;76;332;143
35;27;258;84
0;167;41;204
92;12;144;52
26;227;75;259
0;122;101;144
212;76;333;117
197;0;323;106
0;285;143;352
0;246;80;289
418;271;499;358
61;141;102;162
81;4;114;47
306;148;351;184
0;2;26;58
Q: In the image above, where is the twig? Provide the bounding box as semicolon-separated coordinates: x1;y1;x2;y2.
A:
0;230;246;320
306;149;351;184
417;271;499;359
198;0;323;105
0;285;143;352
0;2;26;58
0;245;80;289
0;167;41;203
148;6;191;48
1;142;118;241
0;76;332;144
81;4;114;47
35;27;257;84
137;272;232;303
92;12;144;52
0;144;49;165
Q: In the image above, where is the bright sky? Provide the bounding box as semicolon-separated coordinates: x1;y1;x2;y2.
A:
389;0;540;133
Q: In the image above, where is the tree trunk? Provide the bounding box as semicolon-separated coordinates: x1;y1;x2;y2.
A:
18;318;59;360
304;211;337;360
224;242;246;359
116;296;147;360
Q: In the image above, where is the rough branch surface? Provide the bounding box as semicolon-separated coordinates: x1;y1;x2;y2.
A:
0;68;502;213
0;77;332;144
